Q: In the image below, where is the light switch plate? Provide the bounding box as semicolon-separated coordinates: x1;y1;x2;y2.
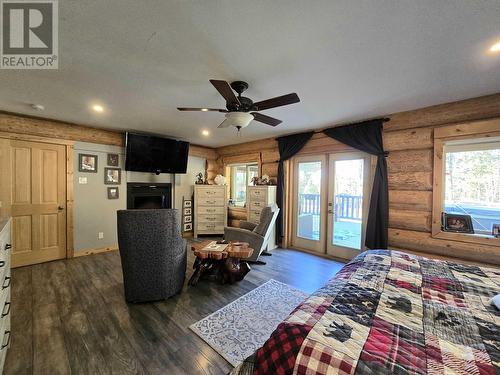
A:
78;177;88;184
98;232;104;239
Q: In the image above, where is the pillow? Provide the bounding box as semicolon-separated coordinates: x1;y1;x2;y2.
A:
490;294;500;310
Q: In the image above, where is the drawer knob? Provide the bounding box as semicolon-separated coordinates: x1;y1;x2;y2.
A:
4;244;11;251
2;276;10;290
1;302;10;317
1;331;10;349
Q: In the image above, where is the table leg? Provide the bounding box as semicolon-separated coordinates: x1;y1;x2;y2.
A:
188;258;207;286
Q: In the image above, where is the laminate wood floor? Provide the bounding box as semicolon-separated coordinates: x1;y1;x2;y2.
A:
4;241;345;375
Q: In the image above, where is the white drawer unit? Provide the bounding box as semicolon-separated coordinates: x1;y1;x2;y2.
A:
0;218;11;375
194;185;227;238
246;186;278;250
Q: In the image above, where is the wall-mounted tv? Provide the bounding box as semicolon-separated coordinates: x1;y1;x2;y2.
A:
125;132;190;174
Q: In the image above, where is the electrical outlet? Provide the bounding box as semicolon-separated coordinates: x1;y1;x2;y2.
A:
79;177;88;184
98;232;104;239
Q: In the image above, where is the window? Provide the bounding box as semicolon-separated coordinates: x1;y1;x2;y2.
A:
443;139;500;235
229;164;258;207
432;118;500;247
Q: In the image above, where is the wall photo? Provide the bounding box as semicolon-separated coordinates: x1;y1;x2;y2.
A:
79;154;98;172
104;168;121;185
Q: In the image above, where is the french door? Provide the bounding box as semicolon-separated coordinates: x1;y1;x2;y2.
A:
291;152;371;260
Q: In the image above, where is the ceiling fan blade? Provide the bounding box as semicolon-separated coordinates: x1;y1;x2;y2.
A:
251;112;282;127
254;93;300;111
209;80;240;106
177;107;227;112
217;119;232;128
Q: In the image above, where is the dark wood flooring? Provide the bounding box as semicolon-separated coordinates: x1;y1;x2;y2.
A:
4;241;345;375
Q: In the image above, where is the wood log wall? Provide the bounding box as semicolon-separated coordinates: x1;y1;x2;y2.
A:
0;111;218;178
215;93;500;266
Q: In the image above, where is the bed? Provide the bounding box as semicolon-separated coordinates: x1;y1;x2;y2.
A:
231;250;500;374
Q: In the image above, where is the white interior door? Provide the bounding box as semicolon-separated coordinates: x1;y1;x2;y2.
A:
291;154;326;253
326;153;371;260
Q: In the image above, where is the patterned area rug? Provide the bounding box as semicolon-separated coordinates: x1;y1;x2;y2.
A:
190;279;308;367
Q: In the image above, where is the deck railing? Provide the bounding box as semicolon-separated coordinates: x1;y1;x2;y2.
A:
298;193;362;221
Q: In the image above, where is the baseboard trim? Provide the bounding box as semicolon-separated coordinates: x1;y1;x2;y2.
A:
73;245;118;257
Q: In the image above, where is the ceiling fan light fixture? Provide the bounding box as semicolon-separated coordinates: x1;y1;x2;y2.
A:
225;112;254;128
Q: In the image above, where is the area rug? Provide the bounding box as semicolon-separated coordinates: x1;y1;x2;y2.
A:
190;279;308;367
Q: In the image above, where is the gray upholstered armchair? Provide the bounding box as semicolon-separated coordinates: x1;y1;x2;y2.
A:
224;205;279;264
117;209;187;303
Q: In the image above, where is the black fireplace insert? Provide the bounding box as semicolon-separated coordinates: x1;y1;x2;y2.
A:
127;183;172;209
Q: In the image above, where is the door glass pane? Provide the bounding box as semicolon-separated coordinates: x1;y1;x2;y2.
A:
297;161;321;240
333;159;363;249
231;165;247;207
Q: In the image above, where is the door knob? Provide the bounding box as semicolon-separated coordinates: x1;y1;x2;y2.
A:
58;206;64;210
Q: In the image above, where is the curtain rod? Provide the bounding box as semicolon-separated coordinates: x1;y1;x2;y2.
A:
313;117;390;134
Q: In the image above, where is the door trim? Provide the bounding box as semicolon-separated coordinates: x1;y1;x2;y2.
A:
0;132;74;260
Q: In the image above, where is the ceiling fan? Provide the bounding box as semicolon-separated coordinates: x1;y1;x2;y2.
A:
177;80;300;129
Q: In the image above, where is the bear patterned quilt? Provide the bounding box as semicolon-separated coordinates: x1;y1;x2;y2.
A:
231;250;500;374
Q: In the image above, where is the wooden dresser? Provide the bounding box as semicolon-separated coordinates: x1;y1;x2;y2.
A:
247;186;277;250
194;185;228;238
0;218;11;373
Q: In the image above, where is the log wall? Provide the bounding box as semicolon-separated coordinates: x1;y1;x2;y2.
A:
215;92;500;266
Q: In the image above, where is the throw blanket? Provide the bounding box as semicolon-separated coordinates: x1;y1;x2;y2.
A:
232;250;500;374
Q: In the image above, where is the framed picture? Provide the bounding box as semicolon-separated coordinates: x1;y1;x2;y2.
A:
492;224;500;238
183;223;192;231
107;187;119;199
184;216;192;223
78;154;98;173
183;207;192;215
104;167;121;185
107;153;119;167
183;200;192;208
442;213;474;234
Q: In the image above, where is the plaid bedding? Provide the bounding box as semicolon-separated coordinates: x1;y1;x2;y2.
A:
231;250;500;374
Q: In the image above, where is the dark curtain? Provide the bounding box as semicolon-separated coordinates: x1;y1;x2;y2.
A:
323;119;388;249
276;131;315;243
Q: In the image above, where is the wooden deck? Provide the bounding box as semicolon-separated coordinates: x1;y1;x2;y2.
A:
4;242;344;375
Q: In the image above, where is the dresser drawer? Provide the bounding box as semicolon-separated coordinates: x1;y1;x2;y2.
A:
0;227;10;266
197;223;224;232
248;210;262;223
196;188;225;198
249;201;267;210
197;206;225;215
0;289;10;337
197;197;225;206
197;214;225;223
249;189;267;201
0;258;9;300
0;316;10;374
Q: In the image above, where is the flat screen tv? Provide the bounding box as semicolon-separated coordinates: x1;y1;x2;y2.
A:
125;132;190;174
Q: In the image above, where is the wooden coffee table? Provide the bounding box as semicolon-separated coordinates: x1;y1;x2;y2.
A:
188;241;254;286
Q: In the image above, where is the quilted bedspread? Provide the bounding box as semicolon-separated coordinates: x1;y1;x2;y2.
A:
231;250;500;374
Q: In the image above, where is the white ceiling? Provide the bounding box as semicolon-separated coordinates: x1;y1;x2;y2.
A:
1;0;500;147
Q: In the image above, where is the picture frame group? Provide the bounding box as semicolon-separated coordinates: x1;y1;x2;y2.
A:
78;153;122;199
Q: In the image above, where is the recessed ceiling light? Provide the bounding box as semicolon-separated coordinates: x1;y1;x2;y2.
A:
202;130;210;136
92;104;104;112
201;108;209;112
490;42;500;52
